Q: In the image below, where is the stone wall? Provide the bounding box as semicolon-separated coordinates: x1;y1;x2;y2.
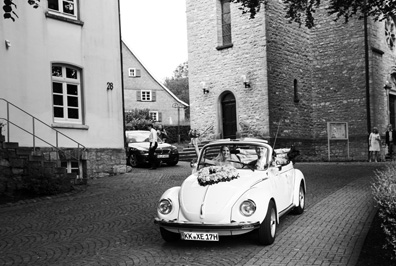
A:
265;1;313;139
85;148;127;178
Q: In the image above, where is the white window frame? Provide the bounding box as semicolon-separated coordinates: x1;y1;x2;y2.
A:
128;68;141;77
48;0;78;20
52;64;82;124
141;90;152;101
149;111;159;122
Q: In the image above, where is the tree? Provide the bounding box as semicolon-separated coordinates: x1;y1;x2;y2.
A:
164;62;189;119
125;108;153;130
164;62;189;104
3;0;40;21
233;0;396;28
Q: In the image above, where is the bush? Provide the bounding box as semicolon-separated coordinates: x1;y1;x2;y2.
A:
372;163;396;260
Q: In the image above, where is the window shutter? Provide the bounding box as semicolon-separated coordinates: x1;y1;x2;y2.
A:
136;90;141;101
135;69;141;77
158;112;162;122
152;91;156;102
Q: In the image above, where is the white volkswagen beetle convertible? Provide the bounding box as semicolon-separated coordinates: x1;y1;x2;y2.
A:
154;138;306;245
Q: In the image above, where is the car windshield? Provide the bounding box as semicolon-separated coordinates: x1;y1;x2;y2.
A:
126;131;163;143
197;143;270;171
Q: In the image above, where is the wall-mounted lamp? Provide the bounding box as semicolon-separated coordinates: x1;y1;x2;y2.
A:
5;40;11;49
241;75;250;88
384;80;392;91
201;81;209;94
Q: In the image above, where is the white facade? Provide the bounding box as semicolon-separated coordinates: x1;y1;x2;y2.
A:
0;1;125;177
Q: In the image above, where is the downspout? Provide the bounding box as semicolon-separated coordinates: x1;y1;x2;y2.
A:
117;0;127;150
364;14;371;149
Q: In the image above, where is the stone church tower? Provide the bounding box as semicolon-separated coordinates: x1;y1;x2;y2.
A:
186;0;396;161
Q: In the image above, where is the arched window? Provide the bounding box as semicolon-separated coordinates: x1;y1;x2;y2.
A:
52;64;83;124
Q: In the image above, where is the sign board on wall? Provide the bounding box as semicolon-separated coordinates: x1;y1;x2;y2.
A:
327;122;349;161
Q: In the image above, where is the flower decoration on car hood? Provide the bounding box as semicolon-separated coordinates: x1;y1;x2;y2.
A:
197;165;239;186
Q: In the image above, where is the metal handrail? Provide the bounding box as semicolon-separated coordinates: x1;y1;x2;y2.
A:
0;98;86;160
0;118;83;161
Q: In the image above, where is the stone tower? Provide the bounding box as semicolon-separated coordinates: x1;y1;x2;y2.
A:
186;0;396;161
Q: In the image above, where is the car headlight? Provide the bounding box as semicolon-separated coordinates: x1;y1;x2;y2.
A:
158;199;173;215
170;146;178;153
240;200;256;216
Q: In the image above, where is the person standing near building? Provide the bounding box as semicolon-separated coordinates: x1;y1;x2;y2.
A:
157;124;168;143
369;127;381;162
189;128;200;157
148;124;158;169
385;124;396;158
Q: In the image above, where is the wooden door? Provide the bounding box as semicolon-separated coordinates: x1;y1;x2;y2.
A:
221;93;236;139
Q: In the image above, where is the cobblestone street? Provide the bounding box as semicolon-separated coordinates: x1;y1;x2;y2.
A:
0;162;383;266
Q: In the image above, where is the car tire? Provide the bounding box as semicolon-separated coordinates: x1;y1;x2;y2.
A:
293;183;305;215
258;200;276;245
160;227;180;242
167;159;179;166
128;153;138;167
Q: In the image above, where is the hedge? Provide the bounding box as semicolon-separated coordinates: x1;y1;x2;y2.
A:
372;163;396;260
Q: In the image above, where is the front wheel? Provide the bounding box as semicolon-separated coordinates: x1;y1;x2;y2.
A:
258;200;276;245
128;153;138;167
160;227;180;242
293;183;305;215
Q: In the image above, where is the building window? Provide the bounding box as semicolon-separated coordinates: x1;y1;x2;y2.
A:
221;0;232;45
52;64;82;124
128;68;141;78
141;90;152;101
48;0;78;20
61;160;81;178
294;79;300;103
216;0;233;50
149;111;159;121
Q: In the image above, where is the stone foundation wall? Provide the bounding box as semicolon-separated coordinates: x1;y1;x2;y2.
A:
85;148;127;178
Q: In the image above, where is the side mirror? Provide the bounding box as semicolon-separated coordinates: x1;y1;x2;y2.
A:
190;158;197;168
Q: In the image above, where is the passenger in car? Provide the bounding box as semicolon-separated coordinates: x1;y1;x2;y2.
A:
213;146;241;168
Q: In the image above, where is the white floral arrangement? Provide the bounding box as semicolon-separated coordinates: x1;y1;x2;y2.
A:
197;165;239;186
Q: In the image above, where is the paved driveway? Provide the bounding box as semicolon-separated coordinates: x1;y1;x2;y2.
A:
0;162;383;266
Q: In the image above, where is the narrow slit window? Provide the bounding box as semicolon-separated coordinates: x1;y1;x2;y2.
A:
294;79;300;103
221;0;232;45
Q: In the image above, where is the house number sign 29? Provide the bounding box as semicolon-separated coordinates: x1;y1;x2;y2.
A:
107;82;113;90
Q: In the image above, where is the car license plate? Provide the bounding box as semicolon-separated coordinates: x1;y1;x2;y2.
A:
157;154;169;158
181;232;219;241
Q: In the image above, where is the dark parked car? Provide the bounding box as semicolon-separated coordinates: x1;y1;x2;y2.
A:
126;130;179;167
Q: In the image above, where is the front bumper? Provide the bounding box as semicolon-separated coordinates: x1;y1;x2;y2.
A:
154;218;260;232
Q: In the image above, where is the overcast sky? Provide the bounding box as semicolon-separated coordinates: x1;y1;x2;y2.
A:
119;0;188;82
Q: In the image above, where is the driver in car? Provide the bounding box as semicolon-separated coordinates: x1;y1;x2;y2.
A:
248;146;268;170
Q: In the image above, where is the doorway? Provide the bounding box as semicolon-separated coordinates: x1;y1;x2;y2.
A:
221;92;237;139
390;94;396;127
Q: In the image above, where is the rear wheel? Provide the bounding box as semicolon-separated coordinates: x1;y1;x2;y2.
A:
160;227;180;242
293;183;305;215
258;200;276;245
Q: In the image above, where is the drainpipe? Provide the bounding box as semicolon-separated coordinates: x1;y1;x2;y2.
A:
364;14;371;142
117;0;127;150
